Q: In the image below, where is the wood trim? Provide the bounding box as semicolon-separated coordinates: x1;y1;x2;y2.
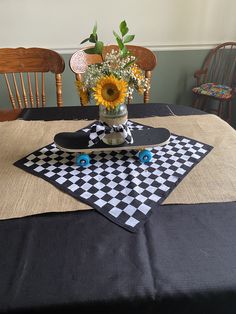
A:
53;43;225;54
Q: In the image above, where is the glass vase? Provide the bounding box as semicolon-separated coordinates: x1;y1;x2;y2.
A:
99;104;128;145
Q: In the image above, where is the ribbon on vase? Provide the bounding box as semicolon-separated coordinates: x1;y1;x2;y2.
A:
88;120;133;147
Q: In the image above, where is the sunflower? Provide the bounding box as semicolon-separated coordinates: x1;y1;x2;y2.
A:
79;89;89;106
138;86;145;95
131;64;144;81
75;80;89;105
93;75;128;110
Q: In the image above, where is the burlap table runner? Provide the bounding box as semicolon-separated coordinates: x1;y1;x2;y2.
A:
0;114;235;219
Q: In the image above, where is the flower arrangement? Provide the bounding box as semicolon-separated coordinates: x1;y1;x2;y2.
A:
76;21;150;111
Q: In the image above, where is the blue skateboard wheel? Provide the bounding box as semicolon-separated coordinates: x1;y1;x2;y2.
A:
76;154;90;167
139;150;152;163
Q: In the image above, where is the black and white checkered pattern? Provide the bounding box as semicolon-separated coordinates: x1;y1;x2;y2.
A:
88;121;133;147
14;121;212;232
83;120;148;134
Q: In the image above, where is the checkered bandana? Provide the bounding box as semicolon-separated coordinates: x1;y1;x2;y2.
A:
88;120;133;147
14;121;213;232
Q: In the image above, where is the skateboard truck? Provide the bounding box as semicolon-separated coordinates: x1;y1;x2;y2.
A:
75;149;153;167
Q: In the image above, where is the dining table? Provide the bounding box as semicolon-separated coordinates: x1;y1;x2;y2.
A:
0;103;236;314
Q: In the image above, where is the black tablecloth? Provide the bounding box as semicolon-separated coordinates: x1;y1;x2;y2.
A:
1;104;236;314
19;103;206;121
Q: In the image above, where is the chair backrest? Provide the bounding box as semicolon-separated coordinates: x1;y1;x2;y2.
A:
70;45;157;104
196;42;236;87
0;47;65;108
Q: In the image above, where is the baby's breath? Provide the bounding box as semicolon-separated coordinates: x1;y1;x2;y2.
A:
82;50;149;102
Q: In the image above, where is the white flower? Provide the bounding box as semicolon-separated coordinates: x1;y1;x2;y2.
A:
81;51;149;103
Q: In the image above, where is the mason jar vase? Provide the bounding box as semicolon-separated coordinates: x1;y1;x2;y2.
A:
99;104;128;145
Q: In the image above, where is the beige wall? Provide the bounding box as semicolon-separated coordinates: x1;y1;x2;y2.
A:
1;0;236;52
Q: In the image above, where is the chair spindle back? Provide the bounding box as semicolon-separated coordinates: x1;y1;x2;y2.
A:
0;47;65;109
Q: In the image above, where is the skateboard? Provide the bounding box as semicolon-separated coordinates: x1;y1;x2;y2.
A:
54;128;171;167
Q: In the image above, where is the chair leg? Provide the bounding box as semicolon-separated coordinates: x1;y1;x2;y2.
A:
201;97;208;111
192;95;204;109
192;95;199;108
216;100;232;125
217;101;223;118
227;100;232;125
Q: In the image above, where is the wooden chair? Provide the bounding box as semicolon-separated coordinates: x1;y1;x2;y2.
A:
192;42;236;124
70;45;157;105
0;47;65;108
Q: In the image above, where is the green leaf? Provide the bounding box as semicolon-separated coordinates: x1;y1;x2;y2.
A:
121;46;128;57
124;59;136;68
84;47;97;54
80;37;90;44
113;31;121;40
89;33;97;43
94;41;104;55
116;37;124;51
123;34;135;43
113;31;124;50
120;20;128;37
92;22;97;36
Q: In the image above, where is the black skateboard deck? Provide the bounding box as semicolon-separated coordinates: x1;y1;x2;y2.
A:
54;128;171;153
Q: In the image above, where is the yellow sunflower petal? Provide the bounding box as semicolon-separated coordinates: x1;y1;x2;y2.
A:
79;89;89;106
75;79;84;89
75;80;89;105
93;75;127;110
131;64;145;80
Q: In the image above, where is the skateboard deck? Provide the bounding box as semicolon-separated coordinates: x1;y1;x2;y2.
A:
54;128;171;154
